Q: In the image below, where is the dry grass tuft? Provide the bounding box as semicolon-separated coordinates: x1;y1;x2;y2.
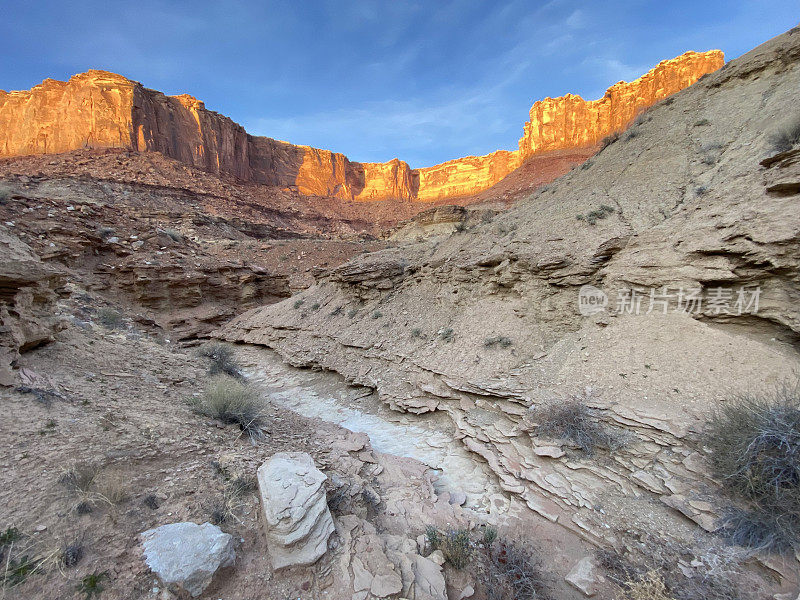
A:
528;396;627;456
192;376;267;441
767;117;800;153
705;382;800;552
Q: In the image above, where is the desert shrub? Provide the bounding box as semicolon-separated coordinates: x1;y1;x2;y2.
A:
311;302;320;311
330;306;343;317
578;204;615;226
767;117;800;153
60;462;102;496
705;384;800;551
599;132;620;151
662;96;675;106
61;542;84;568
425;525;440;552
484;336;512;349
695;186;709;196
482;526;497;547
411;328;423;338
438;328;455;343
429;527;472;569
625;128;640;140
454;222;467;233
77;571;108;599
372;311;383;319
142;494;160;510
293;298;305;309
192;376;266;441
695;118;711;127
94;473;128;505
621;571;674;600
347;308;358;318
97;308;125;330
97;227;115;239
161;228;183;243
484;538;548;600
198;342;242;378
528;397;626;456
597;532;754;600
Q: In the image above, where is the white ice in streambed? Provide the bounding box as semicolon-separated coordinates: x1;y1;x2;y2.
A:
241;347;506;513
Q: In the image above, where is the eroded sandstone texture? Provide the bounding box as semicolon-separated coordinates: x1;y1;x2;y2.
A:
0;50;722;202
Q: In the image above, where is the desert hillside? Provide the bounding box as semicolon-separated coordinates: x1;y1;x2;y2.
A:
1;12;799;600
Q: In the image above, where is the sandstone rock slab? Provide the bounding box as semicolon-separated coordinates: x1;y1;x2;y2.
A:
140;521;235;598
257;452;334;569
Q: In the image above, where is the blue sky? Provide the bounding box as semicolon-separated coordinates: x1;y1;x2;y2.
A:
1;1;797;166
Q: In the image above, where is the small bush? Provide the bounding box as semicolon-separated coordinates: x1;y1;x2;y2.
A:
430;528;471;570
293;298;305;309
528;397;626;456
695;186;709;196
198;342;242;378
600;131;620;151
578;204;616;226
425;525;440;553
372;311;383;319
705;384;800;551
97;227;115;239
192;376;267;441
330;306;343;317
482;526;497;547
60;462;102;496
767;117;800;153
621;571;674;600
77;571;108;599
97;308;125;330
411;328;423;338
311;302;320;311
347;309;358;318
484;336;512;349
625;128;640;141
695;118;711;127
142;494;160;510
161;228;183;243
454;222;467;233
62;542;84;568
438;328;455;343
484;539;548;600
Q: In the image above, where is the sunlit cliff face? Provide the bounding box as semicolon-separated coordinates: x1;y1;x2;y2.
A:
0;50;723;202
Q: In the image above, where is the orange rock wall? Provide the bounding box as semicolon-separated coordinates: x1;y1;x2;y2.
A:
0;51;723;201
518;50;725;158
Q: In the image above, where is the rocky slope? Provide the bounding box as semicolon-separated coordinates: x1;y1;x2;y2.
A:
1;51;722;203
219;27;800;595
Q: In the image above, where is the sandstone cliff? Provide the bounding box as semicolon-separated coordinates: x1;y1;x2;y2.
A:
0;51;722;202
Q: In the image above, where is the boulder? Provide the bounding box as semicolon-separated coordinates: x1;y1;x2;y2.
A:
257;452;334;569
565;556;602;597
140;522;235;598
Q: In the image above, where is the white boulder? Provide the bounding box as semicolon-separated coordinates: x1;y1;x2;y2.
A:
257;452;334;569
140;521;235;597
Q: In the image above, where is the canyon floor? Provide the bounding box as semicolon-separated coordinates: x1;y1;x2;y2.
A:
2;25;800;600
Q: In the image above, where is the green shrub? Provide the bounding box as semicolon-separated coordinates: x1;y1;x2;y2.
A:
426;527;471;569
293;299;305;309
192;376;266;441
77;571;108;599
372;311;383;319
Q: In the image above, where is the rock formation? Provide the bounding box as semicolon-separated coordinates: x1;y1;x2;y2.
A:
140;521;236;598
257;452;335;569
0;50;722;202
0;224;63;385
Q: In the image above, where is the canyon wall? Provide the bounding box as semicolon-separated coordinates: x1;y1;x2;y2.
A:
0;51;723;201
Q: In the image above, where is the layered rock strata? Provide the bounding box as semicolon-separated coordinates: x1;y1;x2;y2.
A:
0;50;722;201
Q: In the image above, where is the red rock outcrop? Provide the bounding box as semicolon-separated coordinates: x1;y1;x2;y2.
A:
517;50;725;158
0;51;723;202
